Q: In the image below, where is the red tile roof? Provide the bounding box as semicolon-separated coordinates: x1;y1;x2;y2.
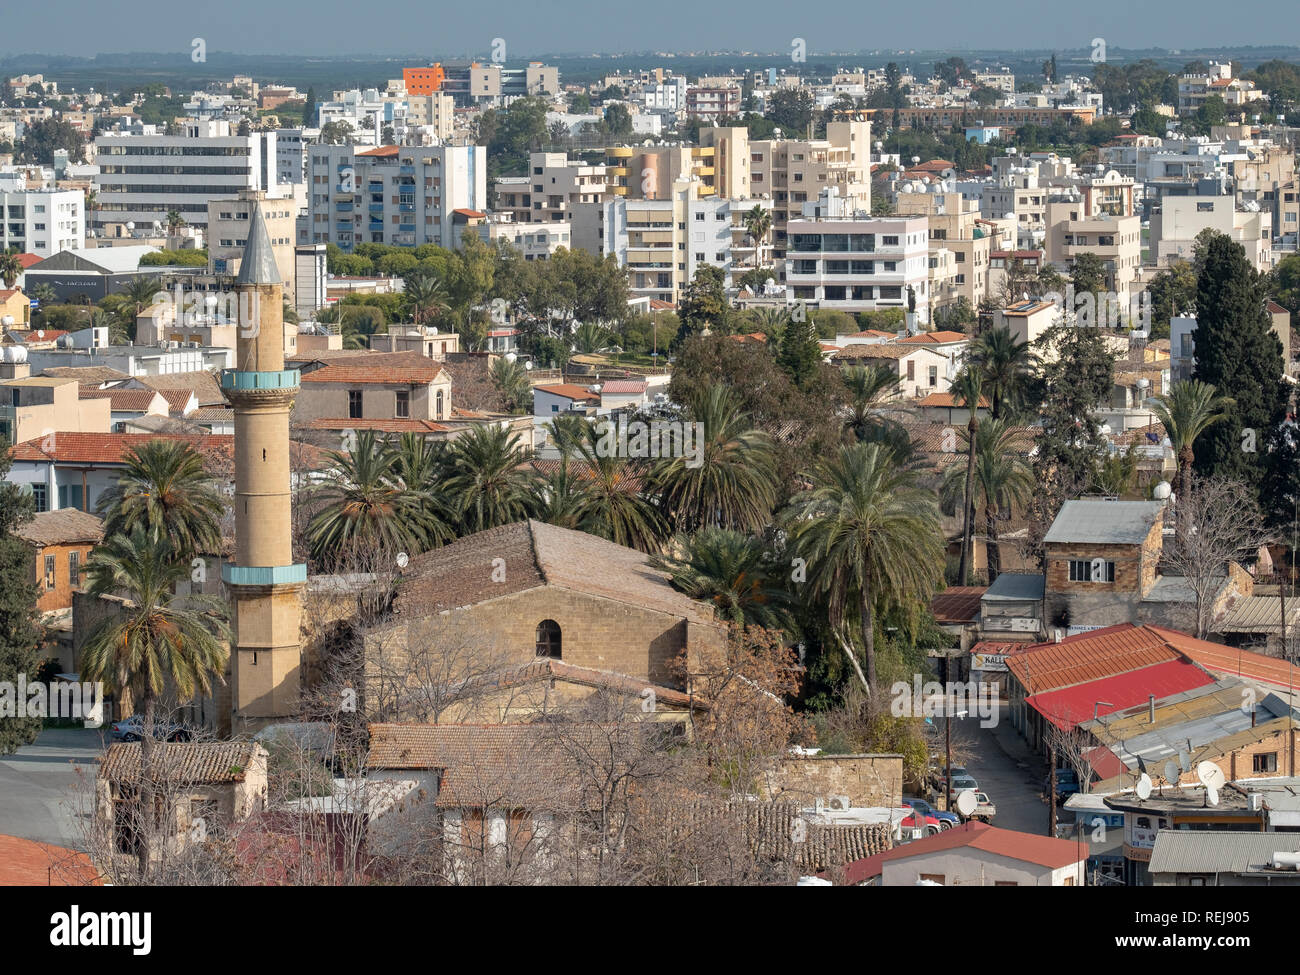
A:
600;379;648;394
916;391;990;408
357;145;399;157
299;351;449;385
898;330;967;345
9;431;233;465
158;388;196;413
1025;658;1215;731
14;253;43;269
535;383;599;402
453;208;487;218
79;387;163;412
306;417;452;433
930;586;987;624
879;821;1085;870
0;835;102;885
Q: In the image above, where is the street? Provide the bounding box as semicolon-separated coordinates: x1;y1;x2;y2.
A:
939;709;1051;835
0;727;105;848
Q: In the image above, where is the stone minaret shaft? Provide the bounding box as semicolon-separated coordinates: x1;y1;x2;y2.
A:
223;202;303;723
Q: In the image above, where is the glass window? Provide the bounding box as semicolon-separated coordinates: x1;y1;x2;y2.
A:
348;389;363;419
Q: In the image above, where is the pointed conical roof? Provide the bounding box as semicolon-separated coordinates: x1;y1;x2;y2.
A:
236;202;281;286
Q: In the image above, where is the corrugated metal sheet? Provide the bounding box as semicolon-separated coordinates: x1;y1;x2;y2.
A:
1006;624;1181;693
1043;500;1165;545
1149;830;1300;875
1024;659;1215;730
1216;595;1300;633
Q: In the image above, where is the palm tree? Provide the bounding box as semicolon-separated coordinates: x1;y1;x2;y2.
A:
80;529;228;877
783;442;944;693
392;433;455;549
404;271;447;325
165;209;187;234
743;204;772;268
652;528;793;630
967;326;1033;420
490;356;532;414
443;424;534;534
950;367;984;586
29;282;57;307
567;425;664;551
0;252;20;289
647;385;779;534
572;320;612;354
307;431;429;568
941;419;1034;582
97;439;224;561
122;275;163;316
1150;379;1235;542
842;363;899;442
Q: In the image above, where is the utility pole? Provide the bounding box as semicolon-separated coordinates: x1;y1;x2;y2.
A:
1048;744;1058;838
944;652;953;814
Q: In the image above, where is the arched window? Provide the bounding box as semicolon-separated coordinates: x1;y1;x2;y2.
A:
436;389;445;419
535;619;561;659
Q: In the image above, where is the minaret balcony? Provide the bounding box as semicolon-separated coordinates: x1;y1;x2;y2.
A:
222;563;308;586
221;369;301;391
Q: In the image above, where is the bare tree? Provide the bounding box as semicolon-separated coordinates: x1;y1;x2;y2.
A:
1161;474;1270;639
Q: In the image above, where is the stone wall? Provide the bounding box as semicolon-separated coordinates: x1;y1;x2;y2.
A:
761;754;904;808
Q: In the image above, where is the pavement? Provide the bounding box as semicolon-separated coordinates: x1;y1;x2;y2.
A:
0;726;106;848
939;705;1053;835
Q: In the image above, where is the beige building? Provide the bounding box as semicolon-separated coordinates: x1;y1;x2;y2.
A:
1231;144;1298;244
0;370;111;447
208;190;298;301
368;324;461;358
292;349;453;426
994;299;1058;348
896;190;1002;311
1150;195;1273;272
1044;203;1142;295
494;152;608;224
405;92;456;142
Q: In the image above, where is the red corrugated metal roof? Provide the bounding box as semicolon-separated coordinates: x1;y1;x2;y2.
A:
1005;623;1182;694
930;586;986;624
1025;659;1214;731
879;821;1084;870
1153;624;1300;691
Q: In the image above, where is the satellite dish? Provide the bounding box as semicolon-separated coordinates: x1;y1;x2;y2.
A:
1196;761;1226;791
1205;785;1220;807
1136;773;1153;800
1163;760;1181;785
1179;751;1192;772
524;360;533;371
395;552;409;569
955;790;978;817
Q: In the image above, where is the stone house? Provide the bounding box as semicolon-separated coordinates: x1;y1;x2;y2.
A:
96;740;269;868
14;508;102;615
292;350;453;426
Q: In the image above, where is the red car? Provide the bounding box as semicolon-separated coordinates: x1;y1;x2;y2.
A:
898;806;942;836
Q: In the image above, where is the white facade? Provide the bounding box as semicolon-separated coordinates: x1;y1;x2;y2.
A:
0;189;84;256
93;121;279;232
304;144;487;251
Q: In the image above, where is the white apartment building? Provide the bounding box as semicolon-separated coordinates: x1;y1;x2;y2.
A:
93;120;278;233
582;180;747;303
274;127;319;186
304;143;486;251
786;189;930;321
1043;201;1143;296
1150;195;1273;271
494;152;608;224
0;189;84;256
207;190;298;298
483;216;574;260
643;77;687;112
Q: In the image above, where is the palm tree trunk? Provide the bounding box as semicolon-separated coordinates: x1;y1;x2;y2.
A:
959;421;978;585
137;693;156;881
835;627;872;696
859;584;878;691
1176;446;1194;550
986;504;1001;583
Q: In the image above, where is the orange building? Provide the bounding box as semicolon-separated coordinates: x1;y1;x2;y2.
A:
15;508;104;614
404;65;446;95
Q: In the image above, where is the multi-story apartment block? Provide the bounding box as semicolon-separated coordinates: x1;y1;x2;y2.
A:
494;152;607;224
93;120;278;232
704;122;872;273
274;127;318;187
483;216;574;261
304;144;486;251
1150;195;1273;271
604;144;720;199
785;188;930;321
580;180;746;303
895;189;998;311
405;93;456;142
686;86;741;120
0;189;84;256
1231;144;1299;245
402;61;558;108
972;69;1016;93
642;77;687;112
1043;201;1142;295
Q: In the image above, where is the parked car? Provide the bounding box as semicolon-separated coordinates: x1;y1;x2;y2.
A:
950;774;980;795
1043;768;1080;803
902;797;960;830
899;806;943;836
971;792;997;822
110;716;191;742
933;764;970;791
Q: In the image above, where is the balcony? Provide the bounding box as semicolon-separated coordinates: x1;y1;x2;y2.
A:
399;165;415;175
222;563;308;586
335;202;353;212
369;203;384;213
221;369;300;391
399;203;416;213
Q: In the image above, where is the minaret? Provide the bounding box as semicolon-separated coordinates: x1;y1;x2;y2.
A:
223;202;303;725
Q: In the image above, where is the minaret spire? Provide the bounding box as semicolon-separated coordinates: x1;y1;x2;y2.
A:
222;199;303;727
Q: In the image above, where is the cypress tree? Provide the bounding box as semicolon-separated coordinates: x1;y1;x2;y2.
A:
1191;233;1286;485
0;452;43;753
777;315;823;389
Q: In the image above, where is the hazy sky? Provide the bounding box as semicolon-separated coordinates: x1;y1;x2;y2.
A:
5;0;1297;58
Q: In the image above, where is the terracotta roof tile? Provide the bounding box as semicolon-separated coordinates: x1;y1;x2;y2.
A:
930;586;987;624
14;508;104;547
99;740;266;785
535;383;600;402
298;350;449;385
880;821;1084;870
1006;623;1188;694
79;387;163;412
0;835;101;885
9;431;234;465
307;417;453;433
